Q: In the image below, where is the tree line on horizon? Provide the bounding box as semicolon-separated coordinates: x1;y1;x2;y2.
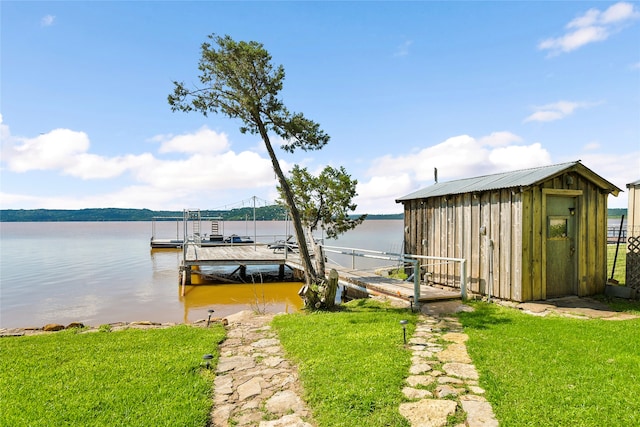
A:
0;207;404;222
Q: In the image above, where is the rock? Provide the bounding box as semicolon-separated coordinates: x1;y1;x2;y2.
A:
265;390;305;415
43;323;65;332
437;376;464;385
442;362;479;380
259;414;313;427
252;338;280;348
214;375;233;395
441;332;469;343
224;310;256;325
399;399;458;427
216;356;256;373
437;343;472;363
211;404;234;426
66;322;85;329
434;384;460;398
403;386;433;399
468;385;486;394
460;395;499;427
410;363;433;375
406;375;435;387
237;376;262;401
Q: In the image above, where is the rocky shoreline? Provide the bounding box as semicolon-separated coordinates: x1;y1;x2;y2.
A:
0;317;228;337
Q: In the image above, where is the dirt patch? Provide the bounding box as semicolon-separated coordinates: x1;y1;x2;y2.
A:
507;296;638;320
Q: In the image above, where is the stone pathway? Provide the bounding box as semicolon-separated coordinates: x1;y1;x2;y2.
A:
398;313;499;427
211;310;315;427
213;304;497;427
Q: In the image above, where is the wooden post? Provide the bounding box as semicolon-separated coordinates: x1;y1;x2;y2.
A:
325;269;339;309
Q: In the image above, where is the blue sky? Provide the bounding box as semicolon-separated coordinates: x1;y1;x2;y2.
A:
1;1;638;214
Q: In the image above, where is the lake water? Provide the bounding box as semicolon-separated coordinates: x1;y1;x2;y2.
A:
0;220;404;328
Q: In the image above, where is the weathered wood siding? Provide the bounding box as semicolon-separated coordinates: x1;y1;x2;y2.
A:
402;169;610;301
402;189;523;300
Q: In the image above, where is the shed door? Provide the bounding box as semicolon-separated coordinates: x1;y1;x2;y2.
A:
546;196;577;298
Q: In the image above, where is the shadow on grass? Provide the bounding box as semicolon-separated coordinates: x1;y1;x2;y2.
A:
456;301;513;330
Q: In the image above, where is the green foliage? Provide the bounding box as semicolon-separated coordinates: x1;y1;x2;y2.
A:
169;33;333;283
279;165;366;239
0;205;289;222
458;302;640;426
607;208;627;218
0;325;225;426
169;34;329;152
272;299;417;427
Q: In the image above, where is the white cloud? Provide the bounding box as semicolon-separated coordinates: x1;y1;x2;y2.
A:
538;2;639;56
394;40;413;57
524;100;595;123
576;151;640;208
478;131;523;147
354;132;552;214
154;126;230;154
0;120;283;209
41;15;55;27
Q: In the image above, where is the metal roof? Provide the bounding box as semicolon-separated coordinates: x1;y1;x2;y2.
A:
396;161;621;202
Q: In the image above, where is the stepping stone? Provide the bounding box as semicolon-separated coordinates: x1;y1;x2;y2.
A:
406;375;435;387
265;390;306;415
399;399;457;427
403;386;433;399
442;362;479;380
216;356;256;373
437;343;472;363
238;377;262;401
460;395;499;427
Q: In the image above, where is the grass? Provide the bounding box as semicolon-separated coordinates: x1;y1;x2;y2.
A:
458;301;640;427
0;325;225;427
607;243;626;284
272;299;418;427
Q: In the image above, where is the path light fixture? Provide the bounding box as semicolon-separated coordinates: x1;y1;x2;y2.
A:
202;353;213;369
400;319;408;344
408;295;414;312
206;309;215;327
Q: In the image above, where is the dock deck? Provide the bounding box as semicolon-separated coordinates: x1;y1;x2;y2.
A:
335;268;461;302
180;242;460;302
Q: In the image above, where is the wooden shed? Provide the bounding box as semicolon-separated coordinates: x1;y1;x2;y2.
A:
396;161;621;302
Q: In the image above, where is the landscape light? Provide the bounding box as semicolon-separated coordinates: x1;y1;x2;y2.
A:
206;309;215;327
400;319;408;344
202;353;213;369
408;295;414;311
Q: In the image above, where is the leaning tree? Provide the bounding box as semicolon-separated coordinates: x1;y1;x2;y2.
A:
168;34;331;296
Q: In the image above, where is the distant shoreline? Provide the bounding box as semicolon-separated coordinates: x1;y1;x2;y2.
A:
0;207;404;222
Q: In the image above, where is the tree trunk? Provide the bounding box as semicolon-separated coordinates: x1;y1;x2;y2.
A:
324;269;339;309
255;120;318;287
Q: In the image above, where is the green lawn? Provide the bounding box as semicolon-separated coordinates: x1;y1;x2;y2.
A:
458;302;640;427
0;325;225;427
607;243;626;284
272;299;418;427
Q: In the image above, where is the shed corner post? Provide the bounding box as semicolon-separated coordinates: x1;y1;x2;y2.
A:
460;258;468;300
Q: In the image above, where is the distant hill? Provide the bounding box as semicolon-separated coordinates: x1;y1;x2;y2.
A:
0;208;625;222
0;207;404;222
608;208;627;218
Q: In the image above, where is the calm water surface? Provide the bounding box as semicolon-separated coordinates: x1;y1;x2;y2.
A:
0;220;403;328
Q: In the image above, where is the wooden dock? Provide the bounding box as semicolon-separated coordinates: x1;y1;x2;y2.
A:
334;268;461;302
180;242;461;303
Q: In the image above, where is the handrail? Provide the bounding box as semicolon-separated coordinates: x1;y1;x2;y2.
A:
321;245;467;301
404;254;467;300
